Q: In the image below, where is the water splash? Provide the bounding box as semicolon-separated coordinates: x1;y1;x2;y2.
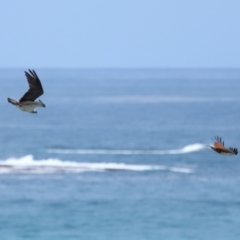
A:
48;143;206;155
0;155;194;174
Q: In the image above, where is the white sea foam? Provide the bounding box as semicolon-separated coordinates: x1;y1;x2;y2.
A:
0;155;194;174
48;143;206;155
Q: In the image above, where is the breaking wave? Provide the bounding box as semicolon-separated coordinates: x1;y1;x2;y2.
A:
0;155;193;174
48;143;206;155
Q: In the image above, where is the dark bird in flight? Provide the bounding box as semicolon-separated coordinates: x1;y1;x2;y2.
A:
7;69;45;113
208;136;238;156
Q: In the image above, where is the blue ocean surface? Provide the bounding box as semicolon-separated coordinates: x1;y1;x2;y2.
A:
0;69;240;239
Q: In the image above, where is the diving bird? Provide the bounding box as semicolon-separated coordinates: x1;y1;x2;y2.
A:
7;69;45;113
208;136;238;156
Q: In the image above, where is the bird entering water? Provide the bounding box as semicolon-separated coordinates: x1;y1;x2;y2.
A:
208;136;238;156
7;69;45;113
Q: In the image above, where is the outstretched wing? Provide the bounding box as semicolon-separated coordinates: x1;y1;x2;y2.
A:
213;136;225;149
19;69;44;102
229;147;238;155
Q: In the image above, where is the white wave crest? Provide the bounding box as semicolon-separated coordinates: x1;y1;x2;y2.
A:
48;144;206;155
0;155;194;174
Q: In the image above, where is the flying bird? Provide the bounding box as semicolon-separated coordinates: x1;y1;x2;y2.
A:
208;136;238;156
7;69;45;113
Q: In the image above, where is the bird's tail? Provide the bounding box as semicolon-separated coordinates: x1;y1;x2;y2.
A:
7;98;19;106
207;144;213;150
38;99;46;107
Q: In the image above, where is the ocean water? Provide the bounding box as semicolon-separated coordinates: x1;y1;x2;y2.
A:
0;69;240;239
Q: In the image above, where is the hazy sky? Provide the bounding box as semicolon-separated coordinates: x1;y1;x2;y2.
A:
1;0;240;68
